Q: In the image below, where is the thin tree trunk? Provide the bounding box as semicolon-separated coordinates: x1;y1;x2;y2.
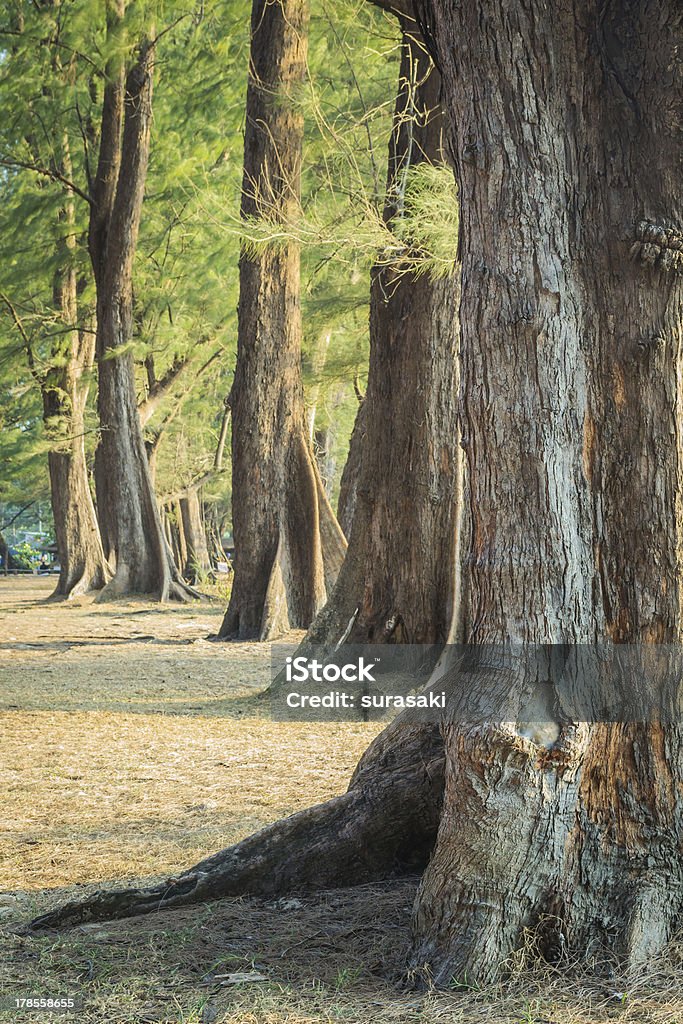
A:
408;0;683;985
336;394;366;538
45;130;109;597
43;296;110;598
219;0;346;641
179;489;210;583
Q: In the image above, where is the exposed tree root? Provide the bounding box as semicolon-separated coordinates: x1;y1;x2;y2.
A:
29;720;444;932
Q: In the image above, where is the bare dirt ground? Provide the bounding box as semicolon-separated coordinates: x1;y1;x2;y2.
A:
0;578;682;1023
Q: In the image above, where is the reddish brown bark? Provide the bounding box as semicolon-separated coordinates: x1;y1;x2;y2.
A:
88;17;193;600
299;18;461;650
219;0;345;640
408;0;683;985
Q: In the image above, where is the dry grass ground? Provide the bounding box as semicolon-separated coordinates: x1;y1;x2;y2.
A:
0;577;682;1023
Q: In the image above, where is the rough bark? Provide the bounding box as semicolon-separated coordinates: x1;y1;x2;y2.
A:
219;0;346;640
179;488;210;583
44;258;110;598
299;21;461;650
336;394;366;538
29;716;444;931
408;0;683;986
88;20;194;601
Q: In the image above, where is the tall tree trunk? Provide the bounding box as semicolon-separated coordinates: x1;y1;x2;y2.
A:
169;500;188;578
44;254;110;598
218;0;346;641
179;488;211;583
301;20;461;649
336;393;366;538
409;0;683;985
45;126;109;598
88;20;193;601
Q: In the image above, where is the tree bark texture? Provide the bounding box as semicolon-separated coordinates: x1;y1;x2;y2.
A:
408;0;683;985
44;247;110;598
336;395;366;538
37;128;109;597
302;21;461;649
219;0;346;640
88;24;193;601
179;488;211;582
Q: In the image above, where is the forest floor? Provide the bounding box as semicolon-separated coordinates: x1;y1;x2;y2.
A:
0;578;681;1024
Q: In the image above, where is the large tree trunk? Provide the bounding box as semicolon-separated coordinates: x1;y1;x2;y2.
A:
300;20;461;650
88;22;193;601
408;0;683;986
219;0;346;641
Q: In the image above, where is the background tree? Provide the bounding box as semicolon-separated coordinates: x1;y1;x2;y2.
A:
0;3;110;596
86;7;196;600
219;0;347;640
303;2;461;649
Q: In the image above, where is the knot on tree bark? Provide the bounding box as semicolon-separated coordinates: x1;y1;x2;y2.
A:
631;220;683;274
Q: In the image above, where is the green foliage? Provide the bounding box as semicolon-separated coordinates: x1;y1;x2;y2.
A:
10;539;41;569
0;0;458;534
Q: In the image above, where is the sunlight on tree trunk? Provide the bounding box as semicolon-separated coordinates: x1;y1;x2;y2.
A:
88;14;195;602
408;0;683;986
220;0;346;641
293;18;461;651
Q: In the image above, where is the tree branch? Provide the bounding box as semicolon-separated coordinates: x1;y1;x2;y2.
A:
214;392;232;472
367;0;414;20
0;156;92;206
138;348;221;427
0;292;43;387
0;500;36;531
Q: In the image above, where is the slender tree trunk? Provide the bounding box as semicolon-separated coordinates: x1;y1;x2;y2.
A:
45;130;109;598
337;394;366;538
408;0;683;985
44;259;110;598
88;22;194;601
301;21;461;649
219;0;346;641
169;500;188;578
179;488;210;583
